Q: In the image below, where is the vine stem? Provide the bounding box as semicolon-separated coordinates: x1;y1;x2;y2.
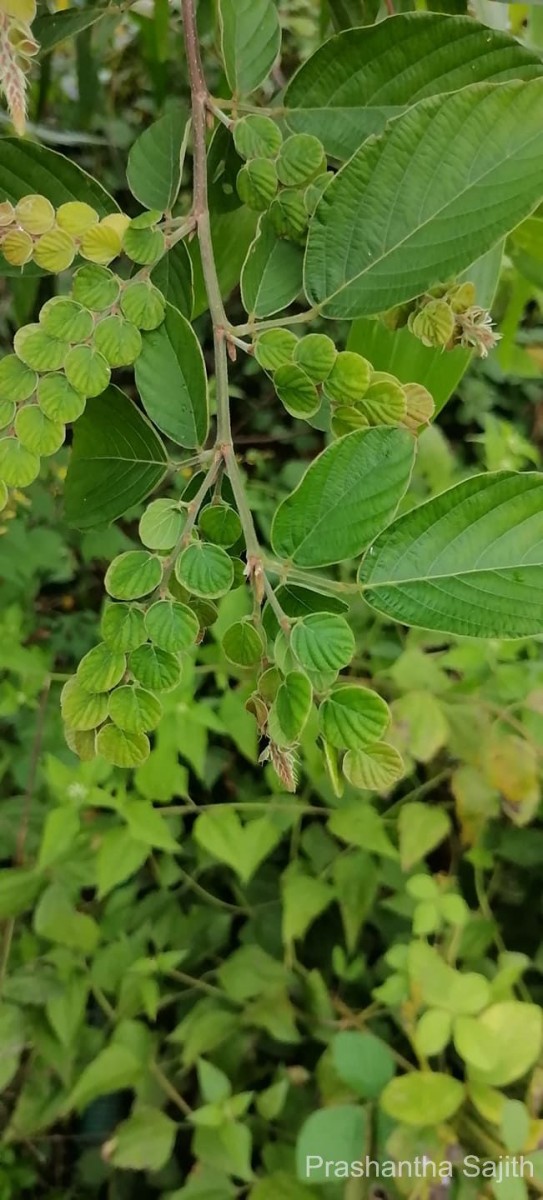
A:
181;0;289;617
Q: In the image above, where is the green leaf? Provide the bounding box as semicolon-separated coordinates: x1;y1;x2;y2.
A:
500;1099;531;1155
347;244;503;415
453;1014;501;1072
101;604;147;653
399;802;451;871
218;0;281;96
343;743;404;792
198;1059;232;1104
77;642;126;692
65;386;168;529
34;7;110;54
272;428;414;567
359;472;543;639
241;215;304;319
269;671;313;746
46;975;88;1048
145;600;199;653
408;943;490;1016
252;1174;317;1199
176;542;234;599
0;1004;25;1093
129;644;182;692
467;1002;543;1087
34;884;99;954
332;1031;395;1099
0;869;42;919
135;304;208;448
296;1106;367;1183
329;803;398;859
108;686;162;734
37;807;80;870
380;1071;464;1126
319;686;389;751
123;799;178;851
127;108;188;212
222;620;264;667
274;364;319;420
105;551;163;601
414;1009;452;1058
96;829;148;898
194;809;281;884
281;869;335;942
68;1045;143;1112
0;141;115;263
139;499;185;551
291;613;354;673
151;241;194;320
284;13;543;159
199;504;242;547
109;1105;176;1172
97;725;150;768
305;81;543;319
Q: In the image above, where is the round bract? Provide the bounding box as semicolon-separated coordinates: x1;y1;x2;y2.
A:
105;551;163;600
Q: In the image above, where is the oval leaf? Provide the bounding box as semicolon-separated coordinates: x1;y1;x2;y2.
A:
359;472;543;638
272;427;415;568
285;13;543;159
380;1071;464;1126
218;0;281;96
127;108;189;213
65;386;168;529
319;686;389;751
305;81;543;319
135;304;208;448
241;215;304;318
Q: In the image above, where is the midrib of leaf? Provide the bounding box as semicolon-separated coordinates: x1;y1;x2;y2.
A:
361;480;543;586
361;563;543;591
314;82;543;310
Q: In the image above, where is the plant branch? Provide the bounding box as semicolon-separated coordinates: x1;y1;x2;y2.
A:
181;0;289;622
230;309;318;336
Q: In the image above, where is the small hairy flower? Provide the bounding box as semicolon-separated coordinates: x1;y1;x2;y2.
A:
259;740;299;792
455;305;502;358
0;2;38;136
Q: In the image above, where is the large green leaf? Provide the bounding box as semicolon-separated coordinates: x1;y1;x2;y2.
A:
218;0;281;96
305;81;543;319
296;1106;368;1183
272;427;415;568
359;472;543;638
241;216;304;318
151;241;193;320
0;138;116;212
0;139;117;278
348;244;503;415
65;386;168;528
127;108;188;213
135;304;208;448
285;13;542;159
35;7;110;54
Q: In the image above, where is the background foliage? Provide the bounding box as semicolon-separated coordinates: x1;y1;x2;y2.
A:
2;1;543;1199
